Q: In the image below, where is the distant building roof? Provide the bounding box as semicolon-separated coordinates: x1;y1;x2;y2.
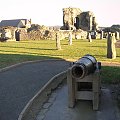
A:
0;19;27;27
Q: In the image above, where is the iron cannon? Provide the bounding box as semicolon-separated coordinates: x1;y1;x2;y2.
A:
67;54;101;110
71;54;99;79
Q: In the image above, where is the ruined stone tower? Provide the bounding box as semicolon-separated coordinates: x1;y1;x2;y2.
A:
62;7;98;31
63;7;82;30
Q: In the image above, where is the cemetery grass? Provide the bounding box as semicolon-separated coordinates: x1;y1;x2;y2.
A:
0;39;120;84
101;66;120;84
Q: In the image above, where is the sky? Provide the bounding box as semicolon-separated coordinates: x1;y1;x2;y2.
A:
0;0;120;27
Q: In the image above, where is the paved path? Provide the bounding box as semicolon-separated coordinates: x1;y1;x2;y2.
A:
0;60;70;120
36;84;120;120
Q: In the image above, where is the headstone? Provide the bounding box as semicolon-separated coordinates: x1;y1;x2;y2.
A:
88;32;92;42
91;31;97;39
105;33;107;39
94;31;97;39
115;31;119;40
56;33;61;50
100;31;103;39
107;33;116;59
15;30;20;41
68;33;72;45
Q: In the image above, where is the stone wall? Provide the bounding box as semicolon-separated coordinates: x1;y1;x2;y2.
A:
19;30;28;41
0;26;17;41
78;12;97;31
18;29;87;41
27;30;56;40
0;25;88;41
62;7;98;31
62;7;82;30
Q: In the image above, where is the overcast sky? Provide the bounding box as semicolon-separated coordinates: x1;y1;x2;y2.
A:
0;0;120;27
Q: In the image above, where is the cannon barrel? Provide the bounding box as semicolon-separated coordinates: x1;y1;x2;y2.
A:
71;54;97;78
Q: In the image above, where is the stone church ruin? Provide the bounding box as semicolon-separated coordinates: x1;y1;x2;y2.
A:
62;7;98;31
1;7;119;42
0;7;99;41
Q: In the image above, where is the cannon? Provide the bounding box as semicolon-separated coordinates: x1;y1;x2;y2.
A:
71;54;97;79
67;54;101;110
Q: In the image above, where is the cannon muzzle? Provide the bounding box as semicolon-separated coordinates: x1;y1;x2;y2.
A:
71;54;97;78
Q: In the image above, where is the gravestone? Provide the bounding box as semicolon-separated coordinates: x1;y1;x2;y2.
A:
115;31;119;40
68;33;72;45
15;30;20;41
100;31;103;39
56;33;61;50
91;31;97;39
107;33;116;59
88;32;92;42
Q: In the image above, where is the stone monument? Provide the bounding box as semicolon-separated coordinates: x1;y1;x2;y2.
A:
100;31;104;39
68;32;72;45
107;33;116;59
88;32;92;42
56;33;61;50
115;31;119;40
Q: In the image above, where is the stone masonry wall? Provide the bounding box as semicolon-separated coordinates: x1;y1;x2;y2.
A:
18;29;87;41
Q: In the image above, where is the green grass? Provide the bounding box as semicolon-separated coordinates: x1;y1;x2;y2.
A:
101;66;120;84
0;39;120;83
0;39;120;62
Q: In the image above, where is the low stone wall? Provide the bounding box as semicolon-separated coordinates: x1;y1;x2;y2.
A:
28;30;43;40
17;28;88;41
19;29;119;41
0;26;88;41
19;30;56;40
19;32;28;41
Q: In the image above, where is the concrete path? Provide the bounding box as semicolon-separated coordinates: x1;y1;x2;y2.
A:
0;60;70;120
36;83;120;120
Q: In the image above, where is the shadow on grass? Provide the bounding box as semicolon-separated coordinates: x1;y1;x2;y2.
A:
0;49;71;58
93;54;106;58
0;53;66;69
72;39;89;43
94;54;120;58
86;46;106;48
18;41;55;44
0;45;57;51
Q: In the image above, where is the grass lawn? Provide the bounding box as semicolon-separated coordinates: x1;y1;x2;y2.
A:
0;39;120;83
101;66;120;84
